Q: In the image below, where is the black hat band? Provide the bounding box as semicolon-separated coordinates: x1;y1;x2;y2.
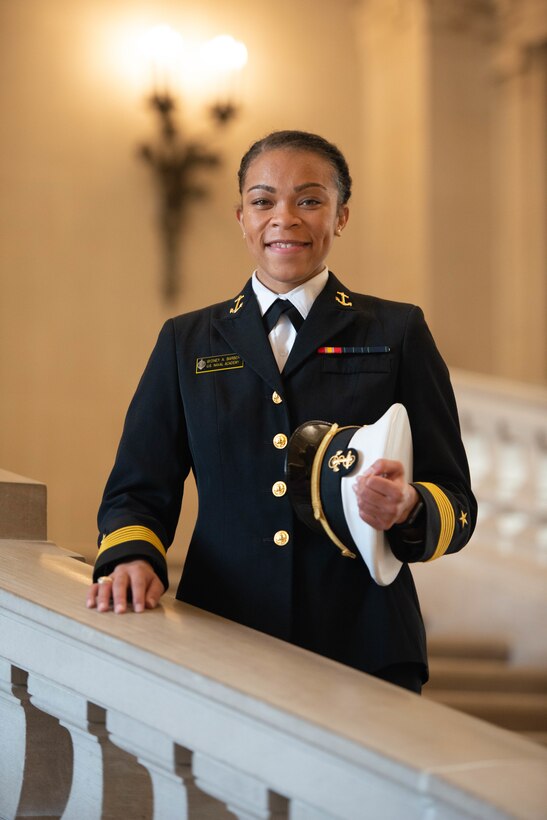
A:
310;424;359;559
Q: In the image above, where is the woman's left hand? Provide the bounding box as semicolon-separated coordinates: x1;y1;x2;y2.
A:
353;459;419;530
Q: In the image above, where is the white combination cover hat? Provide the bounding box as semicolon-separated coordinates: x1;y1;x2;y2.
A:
285;403;413;586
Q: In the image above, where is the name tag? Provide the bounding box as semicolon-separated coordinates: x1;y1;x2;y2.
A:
196;354;244;374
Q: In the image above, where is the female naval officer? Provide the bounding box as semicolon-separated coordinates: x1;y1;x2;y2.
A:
87;130;476;693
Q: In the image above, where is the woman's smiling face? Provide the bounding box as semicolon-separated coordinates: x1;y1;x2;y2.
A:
237;148;349;294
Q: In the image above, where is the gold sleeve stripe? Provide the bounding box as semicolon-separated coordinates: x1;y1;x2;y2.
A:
97;526;166;559
415;482;455;561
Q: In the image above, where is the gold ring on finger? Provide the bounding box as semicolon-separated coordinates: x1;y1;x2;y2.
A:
97;575;113;585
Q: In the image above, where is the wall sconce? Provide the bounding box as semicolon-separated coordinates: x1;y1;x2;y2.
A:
137;26;248;301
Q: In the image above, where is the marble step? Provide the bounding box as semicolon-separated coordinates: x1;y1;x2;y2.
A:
522;731;547;748
427;634;511;661
424;690;547;731
427;658;547;693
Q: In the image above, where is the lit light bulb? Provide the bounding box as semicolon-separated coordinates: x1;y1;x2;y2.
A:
201;35;248;74
139;24;185;97
200;34;248;117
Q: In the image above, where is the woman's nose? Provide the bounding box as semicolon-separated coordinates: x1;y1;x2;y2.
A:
271;203;301;227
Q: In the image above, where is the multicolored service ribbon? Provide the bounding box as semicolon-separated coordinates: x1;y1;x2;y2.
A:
317;346;391;354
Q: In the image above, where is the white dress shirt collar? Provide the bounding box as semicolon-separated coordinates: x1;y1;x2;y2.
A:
251;267;329;318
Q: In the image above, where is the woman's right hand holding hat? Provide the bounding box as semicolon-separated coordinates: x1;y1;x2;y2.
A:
353;459;419;531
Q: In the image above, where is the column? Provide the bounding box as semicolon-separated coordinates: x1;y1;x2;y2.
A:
491;2;547;383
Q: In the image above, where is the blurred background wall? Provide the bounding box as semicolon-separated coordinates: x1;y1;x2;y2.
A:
0;0;545;565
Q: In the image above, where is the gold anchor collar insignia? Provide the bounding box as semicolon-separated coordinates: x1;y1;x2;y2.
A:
229;294;245;314
335;291;352;307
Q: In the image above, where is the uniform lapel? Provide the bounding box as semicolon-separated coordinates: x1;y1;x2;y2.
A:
282;272;361;378
213;279;284;393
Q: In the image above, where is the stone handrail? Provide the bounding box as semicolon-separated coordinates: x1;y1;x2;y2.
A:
1;538;546;820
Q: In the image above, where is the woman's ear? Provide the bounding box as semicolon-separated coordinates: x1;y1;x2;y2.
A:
236;208;246;238
335;205;350;236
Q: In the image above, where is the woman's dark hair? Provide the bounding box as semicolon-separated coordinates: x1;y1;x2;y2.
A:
238;130;352;205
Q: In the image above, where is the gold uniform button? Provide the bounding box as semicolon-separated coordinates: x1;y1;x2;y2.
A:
272;391;282;404
273;433;288;449
274;530;290;547
272;481;287;497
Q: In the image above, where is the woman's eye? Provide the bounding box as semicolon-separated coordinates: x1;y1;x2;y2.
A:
299;198;321;207
251;198;272;207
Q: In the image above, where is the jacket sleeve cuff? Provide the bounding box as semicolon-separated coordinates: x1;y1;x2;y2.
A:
388;482;473;563
93;526;169;591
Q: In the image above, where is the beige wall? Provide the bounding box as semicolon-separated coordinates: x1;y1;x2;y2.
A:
356;0;430;311
1;0;546;564
0;0;363;561
356;0;547;381
429;20;495;375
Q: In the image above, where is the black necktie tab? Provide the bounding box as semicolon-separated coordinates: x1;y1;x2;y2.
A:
263;298;304;334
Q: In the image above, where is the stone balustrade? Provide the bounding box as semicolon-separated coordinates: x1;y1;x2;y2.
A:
1;371;547;818
451;369;547;560
1;538;547;820
413;371;547;665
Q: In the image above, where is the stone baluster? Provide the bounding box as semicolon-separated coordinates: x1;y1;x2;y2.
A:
106;710;216;820
510;426;547;557
520;427;547;515
289;804;337;820
174;746;235;820
460;412;494;496
464;401;547;558
0;660;72;820
489;422;527;550
462;417;500;542
108;710;255;819
461;407;539;553
27;673;152;820
193;752;288;820
535;430;547;557
0;659;27;820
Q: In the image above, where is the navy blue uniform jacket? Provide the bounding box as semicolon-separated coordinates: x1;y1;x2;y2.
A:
94;273;476;680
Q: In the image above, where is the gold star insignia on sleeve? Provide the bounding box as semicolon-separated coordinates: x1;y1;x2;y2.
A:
459;511;468;527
